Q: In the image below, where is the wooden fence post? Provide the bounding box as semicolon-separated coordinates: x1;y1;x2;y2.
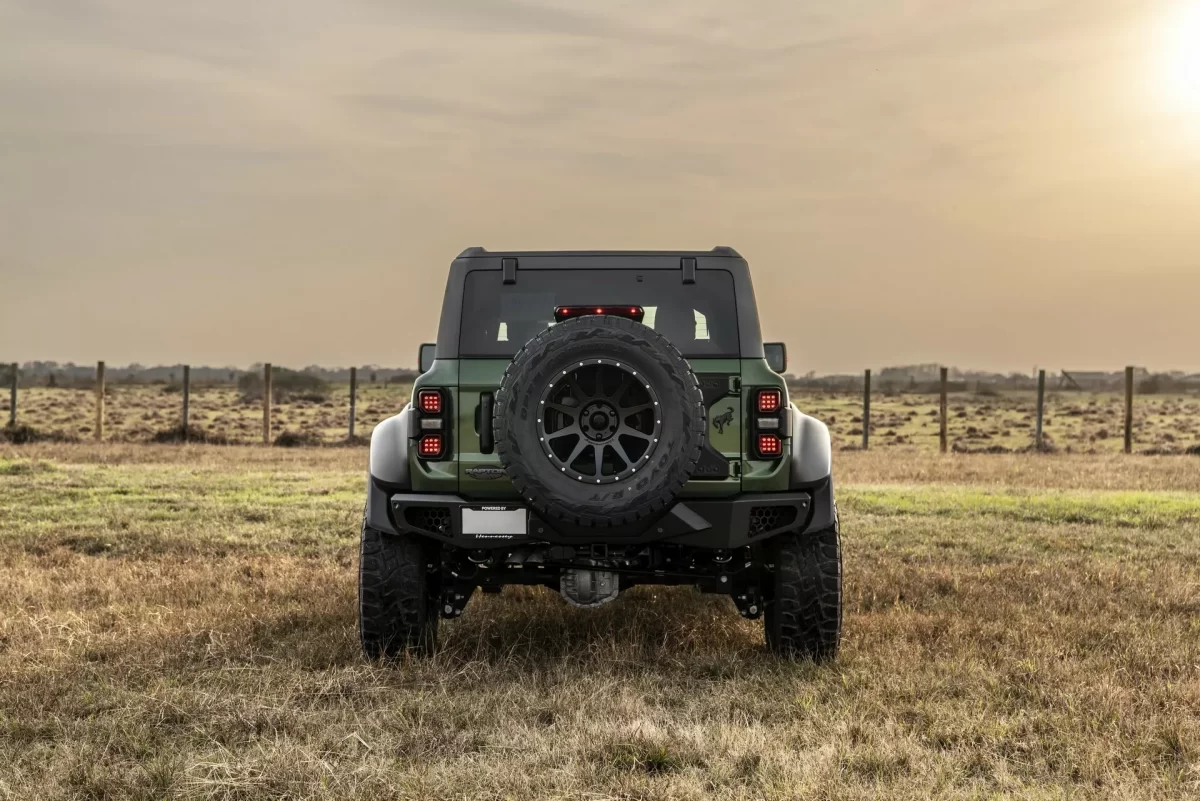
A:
349;366;358;440
1124;366;1134;454
7;363;16;428
95;361;105;441
263;363;272;445
1035;369;1045;451
862;369;871;450
181;365;190;441
939;366;948;453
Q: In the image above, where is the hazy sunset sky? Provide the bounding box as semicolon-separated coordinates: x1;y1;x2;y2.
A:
2;0;1199;373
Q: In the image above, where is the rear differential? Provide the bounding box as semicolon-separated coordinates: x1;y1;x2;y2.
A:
560;568;619;607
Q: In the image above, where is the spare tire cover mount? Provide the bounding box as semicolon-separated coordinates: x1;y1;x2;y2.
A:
494;315;706;530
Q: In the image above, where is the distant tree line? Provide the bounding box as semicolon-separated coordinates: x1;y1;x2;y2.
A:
784;366;1200;394
4;361;1198;394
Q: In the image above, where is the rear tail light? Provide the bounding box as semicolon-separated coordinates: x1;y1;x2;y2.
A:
415;388;448;459
418;389;442;414
750;387;786;459
554;305;645;323
757;434;782;457
757;389;782;413
418;434;444;458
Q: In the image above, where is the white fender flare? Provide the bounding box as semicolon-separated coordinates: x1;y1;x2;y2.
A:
369;404;415;485
789;404;832;484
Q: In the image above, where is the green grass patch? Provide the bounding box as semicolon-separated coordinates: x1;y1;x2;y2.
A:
0;457;57;476
842;485;1200;529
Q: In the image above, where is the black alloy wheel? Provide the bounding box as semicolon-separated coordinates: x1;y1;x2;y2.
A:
537;360;662;484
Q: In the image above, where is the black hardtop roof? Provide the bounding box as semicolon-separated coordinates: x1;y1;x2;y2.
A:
435;246;765;359
456;246;743;260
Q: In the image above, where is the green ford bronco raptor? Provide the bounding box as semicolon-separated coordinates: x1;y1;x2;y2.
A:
361;248;841;660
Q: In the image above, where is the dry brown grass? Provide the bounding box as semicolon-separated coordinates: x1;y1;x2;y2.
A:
1;444;1198;799
5;385;1200;453
839;449;1200;491
1;384;411;445
798;390;1200;454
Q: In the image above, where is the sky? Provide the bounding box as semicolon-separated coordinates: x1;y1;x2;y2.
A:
2;0;1199;374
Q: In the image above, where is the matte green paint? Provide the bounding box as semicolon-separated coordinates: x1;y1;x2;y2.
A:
410;360;461;493
411;356;795;498
456;359;511;498
739;358;792;493
680;358;741;498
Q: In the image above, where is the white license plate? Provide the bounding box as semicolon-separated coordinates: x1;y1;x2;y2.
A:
461;507;527;536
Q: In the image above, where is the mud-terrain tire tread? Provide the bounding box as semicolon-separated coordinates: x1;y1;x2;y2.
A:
358;513;438;659
494;316;705;529
764;512;842;661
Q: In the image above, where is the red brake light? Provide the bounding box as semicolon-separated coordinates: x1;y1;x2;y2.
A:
757;389;782;413
554;305;645;323
758;434;782;457
418;434;443;458
418;389;442;414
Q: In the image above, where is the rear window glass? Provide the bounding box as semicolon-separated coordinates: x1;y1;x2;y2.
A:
459;269;739;357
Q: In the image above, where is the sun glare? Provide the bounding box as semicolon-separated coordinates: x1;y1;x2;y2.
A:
1159;2;1200;113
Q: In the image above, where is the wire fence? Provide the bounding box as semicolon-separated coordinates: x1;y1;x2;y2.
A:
3;362;1199;454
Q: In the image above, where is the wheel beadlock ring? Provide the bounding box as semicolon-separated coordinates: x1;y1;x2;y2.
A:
536;359;663;484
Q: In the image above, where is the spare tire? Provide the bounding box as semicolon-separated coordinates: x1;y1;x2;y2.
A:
495;315;705;530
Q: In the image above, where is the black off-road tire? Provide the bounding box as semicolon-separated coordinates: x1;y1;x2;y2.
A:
358;514;439;660
764;514;842;661
494;315;706;530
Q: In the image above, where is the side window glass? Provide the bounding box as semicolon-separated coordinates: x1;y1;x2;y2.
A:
694;310;710;341
498;322;509;342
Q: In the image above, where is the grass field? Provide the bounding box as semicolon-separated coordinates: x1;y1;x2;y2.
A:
1;384;412;446
803;390;1200;454
5;384;1200;453
1;444;1198;798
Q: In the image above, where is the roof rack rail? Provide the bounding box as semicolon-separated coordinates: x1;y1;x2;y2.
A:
457;246;488;257
710;246;742;257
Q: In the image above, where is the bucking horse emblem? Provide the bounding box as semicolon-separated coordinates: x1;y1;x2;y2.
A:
713;406;735;435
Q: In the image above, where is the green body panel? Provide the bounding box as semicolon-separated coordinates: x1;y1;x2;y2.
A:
412;356;792;498
410;360;461;493
680;358;741;498
739;358;791;492
456;359;512;498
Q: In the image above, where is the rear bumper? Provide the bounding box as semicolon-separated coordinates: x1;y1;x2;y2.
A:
367;477;836;550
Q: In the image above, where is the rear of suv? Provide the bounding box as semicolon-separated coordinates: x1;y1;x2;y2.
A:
361;248;841;660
